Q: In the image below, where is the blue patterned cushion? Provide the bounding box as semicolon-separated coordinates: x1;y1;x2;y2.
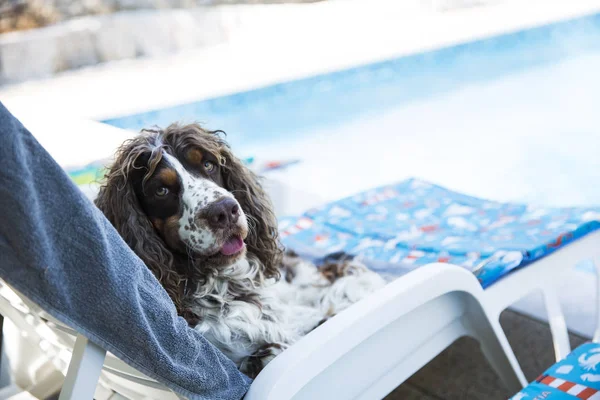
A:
511;343;600;399
278;178;600;287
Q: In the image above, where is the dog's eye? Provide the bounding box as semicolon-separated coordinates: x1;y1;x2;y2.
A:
155;187;169;197
203;161;215;172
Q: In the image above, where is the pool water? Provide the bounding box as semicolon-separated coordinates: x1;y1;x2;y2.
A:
103;12;600;210
257;51;600;209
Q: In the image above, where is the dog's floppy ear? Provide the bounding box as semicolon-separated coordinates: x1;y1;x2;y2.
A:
219;146;283;280
94;138;184;311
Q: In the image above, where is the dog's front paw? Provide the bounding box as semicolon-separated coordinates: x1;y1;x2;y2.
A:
240;343;288;378
320;256;370;283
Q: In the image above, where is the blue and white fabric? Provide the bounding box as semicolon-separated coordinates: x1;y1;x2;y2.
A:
279;178;600;287
510;342;600;399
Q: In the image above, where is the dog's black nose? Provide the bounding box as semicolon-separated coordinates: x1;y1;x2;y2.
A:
203;198;240;230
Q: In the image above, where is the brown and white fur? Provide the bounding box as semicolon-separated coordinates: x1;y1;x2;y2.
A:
95;124;385;377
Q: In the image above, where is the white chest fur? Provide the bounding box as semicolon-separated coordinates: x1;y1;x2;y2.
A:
189;257;385;370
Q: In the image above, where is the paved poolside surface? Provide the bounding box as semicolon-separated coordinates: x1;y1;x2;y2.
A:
386;310;588;400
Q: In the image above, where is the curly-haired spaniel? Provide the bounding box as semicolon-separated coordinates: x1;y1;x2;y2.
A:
95;124;385;377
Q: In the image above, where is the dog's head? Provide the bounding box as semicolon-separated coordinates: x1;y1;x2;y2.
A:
95;124;282;308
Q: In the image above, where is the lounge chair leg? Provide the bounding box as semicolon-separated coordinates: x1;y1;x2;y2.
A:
542;289;570;361
463;308;527;394
58;334;106;400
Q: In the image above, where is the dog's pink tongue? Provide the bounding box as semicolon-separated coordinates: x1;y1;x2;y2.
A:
221;236;244;256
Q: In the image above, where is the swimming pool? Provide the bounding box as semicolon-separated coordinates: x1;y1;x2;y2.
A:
102;12;600;210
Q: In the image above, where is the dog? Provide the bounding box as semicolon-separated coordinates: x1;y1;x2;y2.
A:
95;123;385;377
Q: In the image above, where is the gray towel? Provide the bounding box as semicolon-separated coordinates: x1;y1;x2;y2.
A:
0;102;251;400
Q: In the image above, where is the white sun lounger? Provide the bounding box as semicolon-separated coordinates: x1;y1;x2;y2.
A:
248;232;600;399
2;215;598;400
0;262;527;400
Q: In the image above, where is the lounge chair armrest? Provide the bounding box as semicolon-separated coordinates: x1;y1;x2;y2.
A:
245;263;485;400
